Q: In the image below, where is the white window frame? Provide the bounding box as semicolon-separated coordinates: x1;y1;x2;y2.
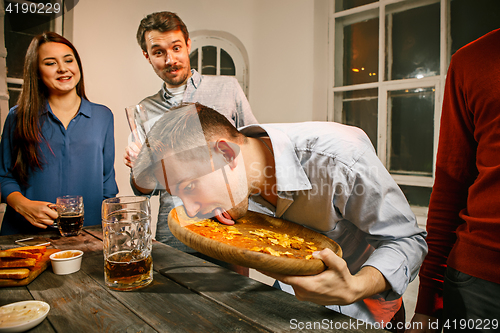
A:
190;30;250;97
328;0;450;191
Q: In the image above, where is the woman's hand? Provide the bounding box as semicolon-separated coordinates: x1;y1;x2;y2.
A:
260;248;390;305
6;192;59;229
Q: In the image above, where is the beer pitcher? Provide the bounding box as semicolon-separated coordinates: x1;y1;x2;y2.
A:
102;196;153;291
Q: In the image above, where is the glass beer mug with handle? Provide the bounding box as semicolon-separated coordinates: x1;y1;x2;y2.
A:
102;196;153;291
56;195;84;237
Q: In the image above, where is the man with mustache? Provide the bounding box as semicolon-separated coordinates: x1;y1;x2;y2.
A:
124;12;258;264
133;103;427;331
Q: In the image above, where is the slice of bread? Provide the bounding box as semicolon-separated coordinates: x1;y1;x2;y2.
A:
5;245;47;253
0;268;30;279
0;250;41;259
0;258;37;268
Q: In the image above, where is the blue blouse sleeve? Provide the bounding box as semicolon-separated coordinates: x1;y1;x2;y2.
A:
102;111;118;199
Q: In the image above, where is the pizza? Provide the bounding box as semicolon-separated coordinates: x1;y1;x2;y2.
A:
168;206;342;276
185;218;321;260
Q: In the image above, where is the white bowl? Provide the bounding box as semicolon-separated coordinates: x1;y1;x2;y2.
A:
0;300;50;332
49;250;83;275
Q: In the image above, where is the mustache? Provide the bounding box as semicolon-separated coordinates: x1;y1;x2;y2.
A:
165;65;183;73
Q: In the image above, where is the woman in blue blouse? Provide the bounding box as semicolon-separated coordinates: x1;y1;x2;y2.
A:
0;32;118;235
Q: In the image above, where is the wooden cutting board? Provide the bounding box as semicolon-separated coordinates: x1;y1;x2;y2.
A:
0;248;60;287
168;206;342;276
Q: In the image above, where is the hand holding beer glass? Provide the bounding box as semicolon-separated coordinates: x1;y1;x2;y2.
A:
124;104;145;169
125;104;158;191
102;196;153;291
55;195;84;237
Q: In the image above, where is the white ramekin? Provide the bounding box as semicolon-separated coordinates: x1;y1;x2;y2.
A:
49;250;83;275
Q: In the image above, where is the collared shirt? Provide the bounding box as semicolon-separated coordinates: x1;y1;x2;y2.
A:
0;99;118;235
133;69;257;250
138;69;257;130
240;122;428;324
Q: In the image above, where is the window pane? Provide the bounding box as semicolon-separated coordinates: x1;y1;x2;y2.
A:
220;49;235;76
336;0;378;12
388;87;434;175
399;185;432;207
341;89;378;149
386;2;440;80
451;0;500;55
343;18;379;86
201;46;217;75
4;1;55;79
189;48;199;72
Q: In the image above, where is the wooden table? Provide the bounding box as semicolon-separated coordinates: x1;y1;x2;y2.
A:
0;227;387;332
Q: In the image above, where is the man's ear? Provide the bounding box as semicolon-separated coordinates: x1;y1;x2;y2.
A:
215;140;239;170
143;51;151;63
186;38;192;55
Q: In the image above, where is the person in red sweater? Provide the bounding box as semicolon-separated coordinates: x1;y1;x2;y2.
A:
408;29;500;332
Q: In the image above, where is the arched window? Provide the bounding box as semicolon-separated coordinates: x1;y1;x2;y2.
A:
189;30;249;97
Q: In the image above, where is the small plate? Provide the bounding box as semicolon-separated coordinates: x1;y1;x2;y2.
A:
0;301;50;332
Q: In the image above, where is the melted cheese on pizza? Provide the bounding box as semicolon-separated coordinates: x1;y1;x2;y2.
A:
185;219;322;259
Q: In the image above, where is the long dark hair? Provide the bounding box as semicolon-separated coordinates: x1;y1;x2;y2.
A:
12;31;87;186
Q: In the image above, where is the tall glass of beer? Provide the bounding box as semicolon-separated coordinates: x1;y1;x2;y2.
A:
102;196;153;291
